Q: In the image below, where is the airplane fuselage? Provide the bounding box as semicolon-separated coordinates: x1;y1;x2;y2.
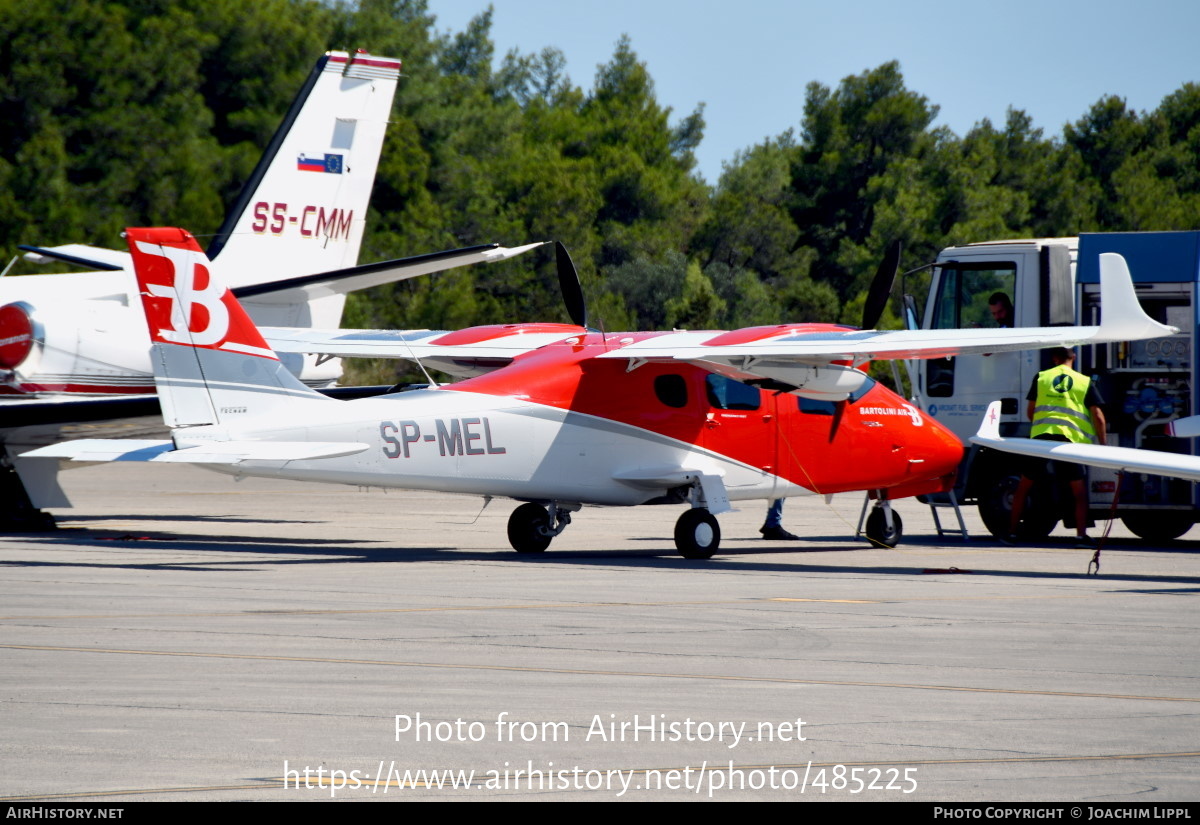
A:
190;332;964;507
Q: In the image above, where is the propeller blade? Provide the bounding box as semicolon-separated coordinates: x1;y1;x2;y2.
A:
556;241;588;329
861;240;902;330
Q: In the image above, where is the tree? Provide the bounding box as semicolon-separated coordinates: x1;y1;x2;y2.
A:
790;62;939;302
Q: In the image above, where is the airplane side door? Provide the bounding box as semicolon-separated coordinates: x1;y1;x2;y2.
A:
697;374;779;496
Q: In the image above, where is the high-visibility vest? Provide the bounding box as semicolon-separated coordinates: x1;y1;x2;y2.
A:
1031;365;1097;444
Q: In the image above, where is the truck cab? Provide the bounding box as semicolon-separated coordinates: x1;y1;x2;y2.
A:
915;232;1197;540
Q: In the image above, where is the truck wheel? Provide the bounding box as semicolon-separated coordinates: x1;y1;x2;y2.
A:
978;474;1057;540
1121;512;1194;543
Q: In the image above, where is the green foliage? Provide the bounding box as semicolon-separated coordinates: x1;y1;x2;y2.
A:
3;4;1200;364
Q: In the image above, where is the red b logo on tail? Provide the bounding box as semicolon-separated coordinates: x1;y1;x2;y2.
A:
135;240;230;346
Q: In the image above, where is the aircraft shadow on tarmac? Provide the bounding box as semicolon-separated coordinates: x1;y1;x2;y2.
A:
61;513;323;525
6;527;1200;584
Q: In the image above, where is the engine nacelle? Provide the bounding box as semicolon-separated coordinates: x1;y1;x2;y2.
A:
0;301;43;376
0;298;155;394
739;360;869;401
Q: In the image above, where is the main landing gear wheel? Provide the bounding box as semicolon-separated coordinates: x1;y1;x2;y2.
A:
507;503;553;553
865;507;903;548
978;474;1057;540
674;508;720;559
1122;511;1194;543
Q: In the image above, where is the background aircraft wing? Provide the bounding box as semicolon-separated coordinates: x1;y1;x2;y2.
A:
18;244;128;271
971;401;1200;482
233;241;546;302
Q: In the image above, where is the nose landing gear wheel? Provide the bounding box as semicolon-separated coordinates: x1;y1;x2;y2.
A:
507;503;553;553
674;508;720;559
865;507;903;548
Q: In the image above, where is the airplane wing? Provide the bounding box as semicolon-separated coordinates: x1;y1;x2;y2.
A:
233;241;547;302
15;241;545;299
18;244;129;271
261;324;584;378
22;438;368;464
596;254;1176;397
971;401;1200;482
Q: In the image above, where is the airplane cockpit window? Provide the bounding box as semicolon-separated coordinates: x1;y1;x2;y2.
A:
654;374;689;408
847;375;876;403
705;374;761;410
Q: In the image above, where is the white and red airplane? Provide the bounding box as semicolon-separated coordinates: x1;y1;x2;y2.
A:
22;236;1178;557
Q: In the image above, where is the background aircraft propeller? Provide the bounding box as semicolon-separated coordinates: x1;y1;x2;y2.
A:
861;240;903;330
556;241;589;329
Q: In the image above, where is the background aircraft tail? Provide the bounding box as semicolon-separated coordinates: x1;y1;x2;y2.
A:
205;50;402;289
126;227;332;428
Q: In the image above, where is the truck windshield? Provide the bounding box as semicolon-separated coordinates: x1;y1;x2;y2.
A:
931;264;1018;329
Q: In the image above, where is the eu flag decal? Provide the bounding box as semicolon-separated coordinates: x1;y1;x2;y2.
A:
297;153;344;174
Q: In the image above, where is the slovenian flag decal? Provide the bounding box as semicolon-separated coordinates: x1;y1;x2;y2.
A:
297;153;344;174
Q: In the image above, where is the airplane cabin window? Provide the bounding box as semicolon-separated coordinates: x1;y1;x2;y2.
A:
705;374;761;410
798;397;836;415
654;374;689;408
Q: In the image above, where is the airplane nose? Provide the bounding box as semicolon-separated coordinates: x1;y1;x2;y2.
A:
922;418;967;475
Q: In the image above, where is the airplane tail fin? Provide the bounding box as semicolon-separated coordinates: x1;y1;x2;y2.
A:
126;227;331;428
204;50;402;286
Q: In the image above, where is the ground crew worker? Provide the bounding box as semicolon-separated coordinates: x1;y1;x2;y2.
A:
760;498;799;541
1006;347;1107;547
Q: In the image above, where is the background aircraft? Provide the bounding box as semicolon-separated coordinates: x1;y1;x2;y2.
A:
23;235;1178;557
3;49;439;396
0;50;541;528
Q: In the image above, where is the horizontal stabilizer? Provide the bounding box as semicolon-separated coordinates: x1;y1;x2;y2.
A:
22;439;175;462
23;439;367;464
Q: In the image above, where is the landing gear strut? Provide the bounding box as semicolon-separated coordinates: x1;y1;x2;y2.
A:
506;502;578;553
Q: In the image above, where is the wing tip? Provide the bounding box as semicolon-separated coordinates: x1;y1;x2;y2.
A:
1097;252;1178;340
975;401;1003;441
